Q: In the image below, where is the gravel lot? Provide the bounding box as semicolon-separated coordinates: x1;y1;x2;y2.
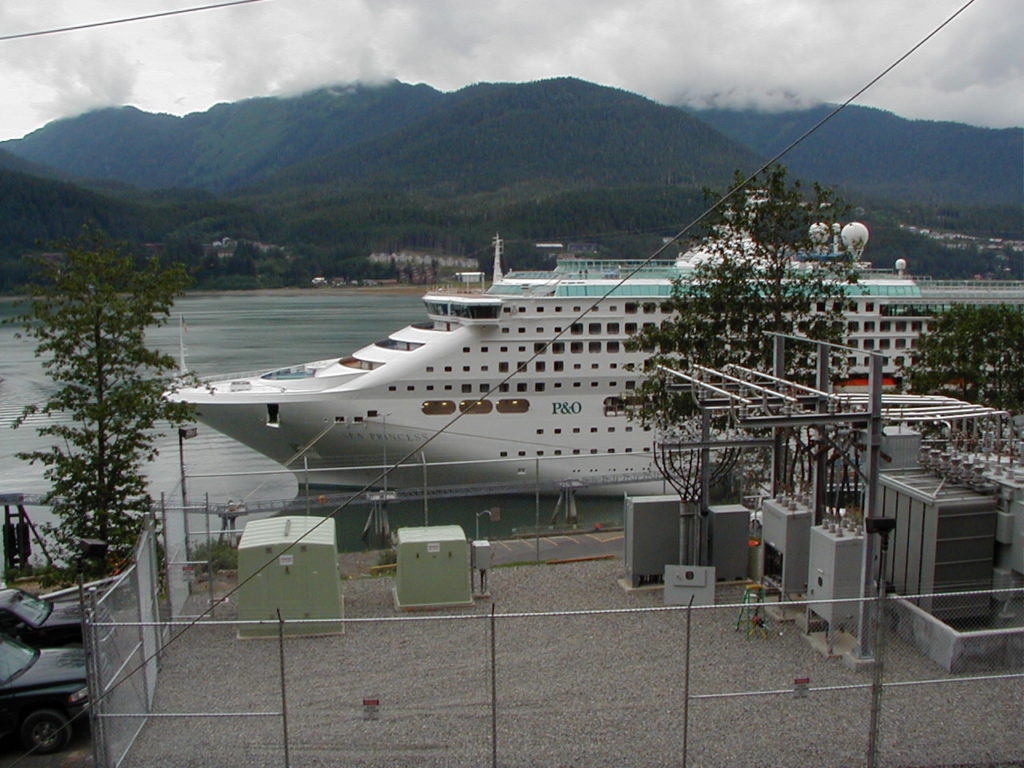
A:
120;558;1023;768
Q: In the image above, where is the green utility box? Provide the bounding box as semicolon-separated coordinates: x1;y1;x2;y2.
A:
237;516;344;638
394;525;473;610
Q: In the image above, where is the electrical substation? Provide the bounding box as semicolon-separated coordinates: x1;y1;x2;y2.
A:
623;334;1024;671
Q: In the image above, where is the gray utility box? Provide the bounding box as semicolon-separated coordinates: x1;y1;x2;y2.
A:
880;469;997;621
806;524;864;629
624;495;684;587
664;565;716;606
708;504;751;581
762;497;812;595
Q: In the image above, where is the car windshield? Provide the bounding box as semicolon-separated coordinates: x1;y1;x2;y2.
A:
0;636;37;682
8;591;51;625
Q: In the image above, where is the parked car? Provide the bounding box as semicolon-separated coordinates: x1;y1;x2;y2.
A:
0;634;88;753
0;588;82;647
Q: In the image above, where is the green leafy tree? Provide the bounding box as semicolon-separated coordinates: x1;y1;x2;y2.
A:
11;228;194;573
908;304;1024;410
632;165;859;430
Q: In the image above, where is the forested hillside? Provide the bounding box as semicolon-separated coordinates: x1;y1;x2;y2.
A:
690;104;1023;206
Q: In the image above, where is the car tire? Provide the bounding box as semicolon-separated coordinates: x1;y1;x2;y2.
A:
20;708;70;754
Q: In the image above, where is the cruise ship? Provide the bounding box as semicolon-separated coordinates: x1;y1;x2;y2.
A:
171;228;1024;495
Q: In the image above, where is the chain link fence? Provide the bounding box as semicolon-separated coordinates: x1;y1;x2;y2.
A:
84;517;164;768
82;558;1024;768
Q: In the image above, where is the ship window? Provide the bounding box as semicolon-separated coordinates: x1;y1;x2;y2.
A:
462;365;470;372
604;397;627;416
517;382;528;392
534;382;545;392
607;323;619;334
266;403;280;427
537;307;544;312
444;366;453;372
499;383;509;392
459;399;493;414
462;384;472;393
535;362;546;372
500;346;508;352
571;342;583;353
426;385;434;391
643;303;657;314
496;399;529;414
481;346;489;352
367;410;378;417
555;306;563;312
422;400;456;415
389;385;397;391
552;342;564;353
534;343;546;353
554;361;564;372
500;451;508;457
340;356;382;370
625;303;638;314
607;341;620;353
570;323;583;335
499;362;509;372
589;323;601;334
589;342;602;353
479;384;489;392
463;347;471;353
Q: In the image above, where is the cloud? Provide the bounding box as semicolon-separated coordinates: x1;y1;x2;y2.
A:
1;0;1021;140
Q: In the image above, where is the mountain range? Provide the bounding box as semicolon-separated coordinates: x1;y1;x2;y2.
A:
0;77;1020;289
4;78;1020;205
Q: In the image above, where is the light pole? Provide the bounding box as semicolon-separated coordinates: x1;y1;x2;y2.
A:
178;425;197;556
476;507;500;541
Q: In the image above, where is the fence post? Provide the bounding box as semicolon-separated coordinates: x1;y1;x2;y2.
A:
865;583;889;768
490;604;498;768
681;595;694;768
84;587;107;768
278;610;291;768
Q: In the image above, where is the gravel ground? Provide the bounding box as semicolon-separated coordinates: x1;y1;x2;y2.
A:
120;558;1023;768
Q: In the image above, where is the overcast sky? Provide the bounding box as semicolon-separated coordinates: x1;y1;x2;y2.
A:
1;0;1021;142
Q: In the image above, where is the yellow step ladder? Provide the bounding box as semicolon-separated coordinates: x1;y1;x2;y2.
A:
736;584;768;638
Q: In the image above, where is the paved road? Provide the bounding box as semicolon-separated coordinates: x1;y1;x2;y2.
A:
488;528;624;565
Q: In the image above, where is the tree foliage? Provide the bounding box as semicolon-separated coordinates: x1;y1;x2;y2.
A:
908;304;1024;411
11;228;194;572
632;165;859;430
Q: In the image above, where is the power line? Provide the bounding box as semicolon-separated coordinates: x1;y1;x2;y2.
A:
0;0;271;42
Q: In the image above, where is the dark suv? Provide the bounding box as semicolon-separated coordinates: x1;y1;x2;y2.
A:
0;589;82;647
0;635;88;753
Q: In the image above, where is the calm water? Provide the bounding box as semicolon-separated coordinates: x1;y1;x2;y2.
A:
0;290;623;552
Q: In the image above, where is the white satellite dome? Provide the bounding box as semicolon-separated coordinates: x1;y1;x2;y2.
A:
808;222;831;244
841;222;870;256
895;258;907;274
